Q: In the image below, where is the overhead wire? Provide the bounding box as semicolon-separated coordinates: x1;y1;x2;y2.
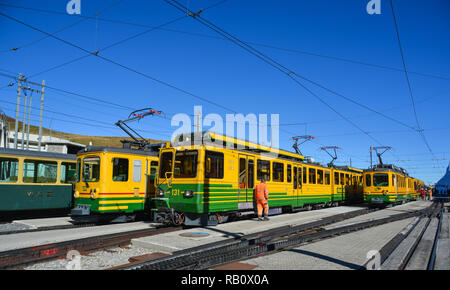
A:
0;1;236;114
389;0;436;163
163;0;396;148
2;2;449;83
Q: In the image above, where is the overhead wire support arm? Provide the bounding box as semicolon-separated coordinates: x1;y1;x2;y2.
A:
372;146;392;166
292;135;314;156
320;146;340;167
115;108;164;149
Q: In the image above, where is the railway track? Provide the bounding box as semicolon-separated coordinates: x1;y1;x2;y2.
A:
380;201;446;270
114;204;431;270
0;225;182;269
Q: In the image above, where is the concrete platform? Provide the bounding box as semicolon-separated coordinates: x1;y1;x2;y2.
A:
0;222;158;252
324;200;430;230
131;206;365;253
244;217;417;270
12;217;74;229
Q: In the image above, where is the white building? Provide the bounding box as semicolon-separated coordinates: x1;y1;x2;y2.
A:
435;162;450;196
3;131;86;154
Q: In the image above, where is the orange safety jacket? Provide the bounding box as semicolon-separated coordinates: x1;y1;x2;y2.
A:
255;183;269;200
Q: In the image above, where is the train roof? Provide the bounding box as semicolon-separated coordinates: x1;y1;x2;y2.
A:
364;164;409;176
173;131;305;162
0;148;76;160
77;146;160;157
333;166;364;173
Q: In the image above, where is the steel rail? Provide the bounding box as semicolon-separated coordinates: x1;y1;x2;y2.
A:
427;206;444;270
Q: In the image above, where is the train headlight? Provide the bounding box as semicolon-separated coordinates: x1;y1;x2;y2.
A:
74;191;80;198
183;190;194;198
383;190;388;196
90;189;98;200
158;189;165;196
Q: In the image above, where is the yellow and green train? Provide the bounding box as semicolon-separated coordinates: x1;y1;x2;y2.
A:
363;164;424;206
71;146;160;222
0;148;76;214
152;132;364;226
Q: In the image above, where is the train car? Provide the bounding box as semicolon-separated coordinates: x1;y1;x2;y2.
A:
0;148;76;214
153;132;364;226
71;145;161;222
363;164;423;206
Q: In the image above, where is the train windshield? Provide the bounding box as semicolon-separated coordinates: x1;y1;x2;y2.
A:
174;150;198;178
83;156;100;182
373;173;389;187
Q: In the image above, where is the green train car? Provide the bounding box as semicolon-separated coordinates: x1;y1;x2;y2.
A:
0;148;76;214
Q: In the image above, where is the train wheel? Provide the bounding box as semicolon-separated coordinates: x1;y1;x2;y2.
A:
172;212;185;225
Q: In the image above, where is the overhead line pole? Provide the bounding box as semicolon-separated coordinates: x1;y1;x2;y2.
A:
13;73;22;149
38;80;45;151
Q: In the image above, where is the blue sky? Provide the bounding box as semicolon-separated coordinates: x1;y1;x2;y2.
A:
0;0;449;185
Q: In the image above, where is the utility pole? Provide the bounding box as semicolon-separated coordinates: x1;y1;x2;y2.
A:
38;80;45;151
14;73;22;149
20;88;27;149
25;91;32;150
13;74;46;151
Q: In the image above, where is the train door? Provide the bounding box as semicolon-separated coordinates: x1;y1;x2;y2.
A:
393;174;398;197
158;148;175;190
237;154;255;208
293;165;303;207
146;159;159;198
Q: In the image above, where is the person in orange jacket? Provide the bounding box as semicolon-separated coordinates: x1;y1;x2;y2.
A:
255;178;269;221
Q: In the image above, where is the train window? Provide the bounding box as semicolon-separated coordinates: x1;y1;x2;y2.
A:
60;162;76;184
112;158;129;182
287;164;292;183
309;168;316;184
340;173;344;185
317;169;324;184
174;150;198;178
373;173;389;187
365;174;372;187
299;167;302;185
0;158;19;183
159;152;173;179
83;157;100;182
325;171;330;185
248;159;255;189
257;160;270;181
293;167;297;189
23;160;57;183
150;161;158;176
133;160;141;182
272;162;284;182
205;151;224;179
335;172;339;185
303;167;307;184
345;174;350;186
